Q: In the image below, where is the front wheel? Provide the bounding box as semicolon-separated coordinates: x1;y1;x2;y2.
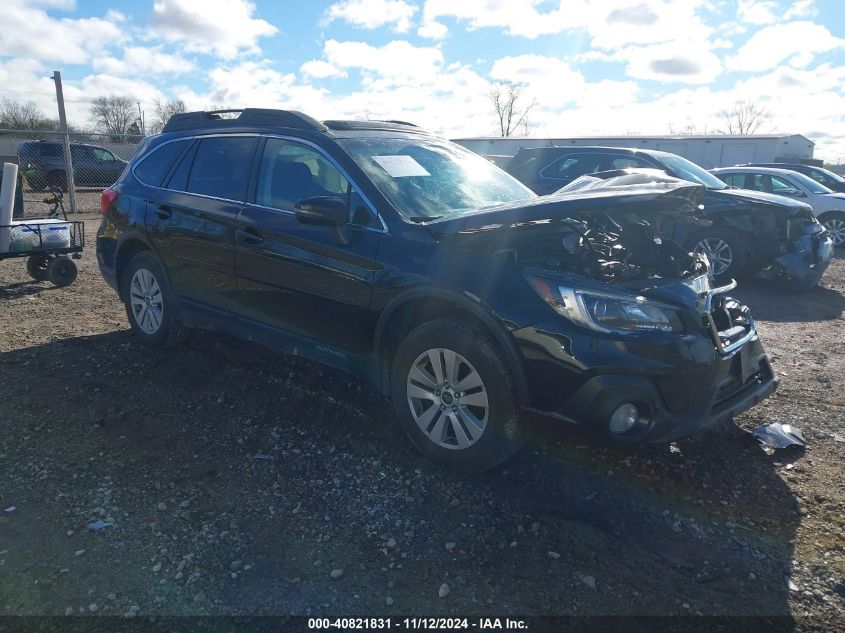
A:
820;211;845;249
691;230;747;281
390;318;523;473
121;251;188;348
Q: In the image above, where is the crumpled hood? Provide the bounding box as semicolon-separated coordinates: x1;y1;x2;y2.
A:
426;181;705;239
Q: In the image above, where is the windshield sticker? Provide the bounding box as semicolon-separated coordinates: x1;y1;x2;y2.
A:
372;155;431;178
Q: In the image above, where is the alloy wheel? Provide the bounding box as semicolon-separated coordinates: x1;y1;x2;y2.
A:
824;218;845;246
129;268;164;335
695;238;733;276
406;348;489;450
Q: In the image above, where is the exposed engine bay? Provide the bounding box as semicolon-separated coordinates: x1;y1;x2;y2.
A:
491;213;709;283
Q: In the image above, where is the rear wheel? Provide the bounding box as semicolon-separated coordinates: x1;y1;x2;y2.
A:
390;318;523;473
820;211;845;248
26;254;50;281
122;251;188;348
691;230;747;281
46;170;67;192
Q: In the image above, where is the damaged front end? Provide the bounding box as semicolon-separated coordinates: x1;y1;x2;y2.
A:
762;212;834;290
427;179;778;442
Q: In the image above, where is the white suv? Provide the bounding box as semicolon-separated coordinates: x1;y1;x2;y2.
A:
711;166;845;247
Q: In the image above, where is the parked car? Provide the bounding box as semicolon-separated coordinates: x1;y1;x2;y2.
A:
97;109;777;472
739;163;845;193
18;140;128;191
505;147;833;287
712;166;845;249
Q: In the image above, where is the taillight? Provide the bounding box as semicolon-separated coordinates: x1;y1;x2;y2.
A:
101;188;118;215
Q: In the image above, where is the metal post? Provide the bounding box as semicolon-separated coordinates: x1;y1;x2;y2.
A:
52;71;77;215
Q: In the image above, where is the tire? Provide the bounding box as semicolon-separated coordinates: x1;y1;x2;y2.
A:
690;230;747;281
820;211;845;249
121;251;189;348
390;318;523;473
46;256;77;287
46;171;67;192
26;254;50;281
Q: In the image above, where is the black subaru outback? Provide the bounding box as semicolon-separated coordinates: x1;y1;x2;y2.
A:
96;109;777;472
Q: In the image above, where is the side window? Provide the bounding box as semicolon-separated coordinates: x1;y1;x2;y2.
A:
40;144;62;158
255;138;350;211
92;148;115;162
165;142;197;191
135;140;189;187
540;154;602;181
808;169;830;185
187;137;257;201
609;156;648;169
720;174;744;187
747;173;770;192
771;175;798;195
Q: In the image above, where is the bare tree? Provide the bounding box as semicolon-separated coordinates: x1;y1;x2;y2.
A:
0;98;54;130
89;95;137;141
717;100;771;135
149;98;186;134
668;118;710;135
489;81;536;137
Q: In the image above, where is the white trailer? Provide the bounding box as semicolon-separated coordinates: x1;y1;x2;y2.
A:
452;134;816;169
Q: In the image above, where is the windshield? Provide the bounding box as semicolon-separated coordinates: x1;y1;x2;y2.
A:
790;171;833;194
654;152;727;190
337;136;535;220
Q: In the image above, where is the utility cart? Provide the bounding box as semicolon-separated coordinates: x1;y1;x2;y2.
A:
0;218;84;286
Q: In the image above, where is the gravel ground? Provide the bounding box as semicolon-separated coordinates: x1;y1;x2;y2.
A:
0;213;843;630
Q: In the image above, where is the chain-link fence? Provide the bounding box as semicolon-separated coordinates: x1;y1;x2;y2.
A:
0;129;140;217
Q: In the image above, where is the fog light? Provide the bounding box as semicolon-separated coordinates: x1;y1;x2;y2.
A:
610;403;639;434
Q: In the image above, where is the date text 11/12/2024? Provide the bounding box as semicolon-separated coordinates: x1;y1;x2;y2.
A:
307;617;528;630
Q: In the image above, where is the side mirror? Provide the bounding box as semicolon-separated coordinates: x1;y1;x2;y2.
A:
294;196;348;226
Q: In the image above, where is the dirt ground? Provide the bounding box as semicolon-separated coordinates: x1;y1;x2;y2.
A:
1;212;843;630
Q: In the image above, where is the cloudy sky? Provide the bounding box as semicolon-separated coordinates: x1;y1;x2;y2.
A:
2;0;845;161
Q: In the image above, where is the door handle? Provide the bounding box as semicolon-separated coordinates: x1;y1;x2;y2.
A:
240;228;264;244
154;204;172;219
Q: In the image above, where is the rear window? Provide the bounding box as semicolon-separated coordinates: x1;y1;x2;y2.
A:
40;144;62;157
186;137;257;201
134;140;189;187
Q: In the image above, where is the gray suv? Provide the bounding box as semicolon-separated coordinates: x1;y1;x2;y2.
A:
18;140;128;191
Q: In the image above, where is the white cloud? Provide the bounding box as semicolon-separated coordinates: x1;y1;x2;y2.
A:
324;0;418;33
417;19;448;39
300;60;347;79
617;39;723;84
322;39;445;84
418;0;587;40
150;0;277;59
0;0;126;65
737;0;778;24
728;21;845;72
93;47;195;77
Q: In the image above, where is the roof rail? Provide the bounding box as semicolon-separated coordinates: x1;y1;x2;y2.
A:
162;108;328;133
323;119;427;133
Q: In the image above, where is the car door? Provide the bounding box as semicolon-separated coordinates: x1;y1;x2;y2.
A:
70;145;93;187
145;135;257;315
234;135;383;359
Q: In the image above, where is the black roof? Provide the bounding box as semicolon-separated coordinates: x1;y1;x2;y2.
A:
162;108;428;136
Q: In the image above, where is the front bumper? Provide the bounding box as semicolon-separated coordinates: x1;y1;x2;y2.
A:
513;314;778;443
766;228;834;288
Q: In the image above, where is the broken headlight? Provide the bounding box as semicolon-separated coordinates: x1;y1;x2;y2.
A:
526;276;684;333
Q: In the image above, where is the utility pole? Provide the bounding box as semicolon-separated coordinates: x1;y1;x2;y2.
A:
137;101;145;136
51;71;77;214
